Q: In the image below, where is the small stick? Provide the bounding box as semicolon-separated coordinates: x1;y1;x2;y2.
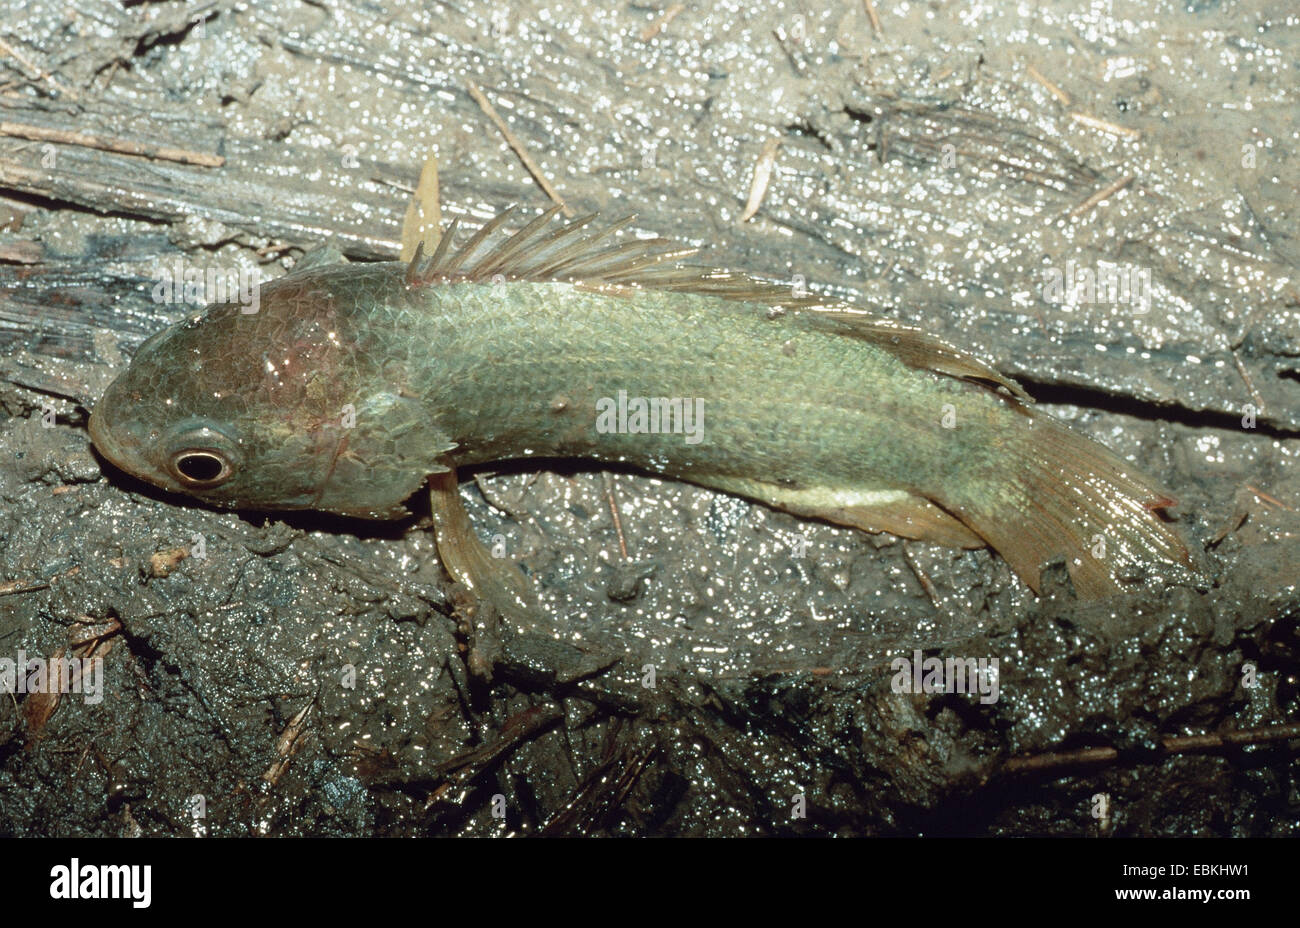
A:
1026;62;1071;105
0;36;78;101
1068;173;1133;219
0;120;223;167
1005;745;1116;773
263;700;314;787
1208;508;1247;546
371;175;416;193
602;472;629;560
69;616;123;650
1069;112;1142;140
771;28;807;76
739;137;782;222
862;0;883;37
0;578;49;596
100;59;121;93
1003;722;1300;775
640;3;685;41
901;543;939;607
466;79;574;217
1245;485;1294;511
1230;348;1266;415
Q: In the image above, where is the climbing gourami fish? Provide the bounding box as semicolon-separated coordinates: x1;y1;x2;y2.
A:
88;206;1197;605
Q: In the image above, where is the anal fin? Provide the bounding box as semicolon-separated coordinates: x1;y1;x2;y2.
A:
694;475;984;549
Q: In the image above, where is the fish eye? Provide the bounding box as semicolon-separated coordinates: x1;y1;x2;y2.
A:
170;449;233;487
164;423;241;489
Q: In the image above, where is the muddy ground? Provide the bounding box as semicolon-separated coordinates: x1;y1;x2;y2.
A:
0;0;1297;836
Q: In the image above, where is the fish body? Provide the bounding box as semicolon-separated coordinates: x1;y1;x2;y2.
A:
89;210;1196;599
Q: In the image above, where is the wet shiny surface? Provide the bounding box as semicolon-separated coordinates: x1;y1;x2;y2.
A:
0;0;1297;835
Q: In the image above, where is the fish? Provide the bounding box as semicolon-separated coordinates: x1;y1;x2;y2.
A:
88;205;1199;612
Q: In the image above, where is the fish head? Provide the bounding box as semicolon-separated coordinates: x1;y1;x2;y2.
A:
89;270;452;519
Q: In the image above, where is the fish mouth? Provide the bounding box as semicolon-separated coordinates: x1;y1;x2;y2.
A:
87;399;150;486
87;406;126;473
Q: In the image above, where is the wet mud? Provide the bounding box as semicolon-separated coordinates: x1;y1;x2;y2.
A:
0;0;1297;835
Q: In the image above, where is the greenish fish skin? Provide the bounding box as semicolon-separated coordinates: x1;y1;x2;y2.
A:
91;263;1001;508
89;233;1196;599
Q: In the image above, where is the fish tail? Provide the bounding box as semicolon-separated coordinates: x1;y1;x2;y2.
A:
939;411;1200;598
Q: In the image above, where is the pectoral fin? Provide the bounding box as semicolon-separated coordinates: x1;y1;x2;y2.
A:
312;393;456;519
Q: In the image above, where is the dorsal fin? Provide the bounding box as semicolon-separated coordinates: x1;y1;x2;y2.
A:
405;208;1030;403
788;310;1032;403
405;206;695;287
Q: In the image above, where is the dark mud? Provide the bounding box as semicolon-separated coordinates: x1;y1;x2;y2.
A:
0;0;1297;835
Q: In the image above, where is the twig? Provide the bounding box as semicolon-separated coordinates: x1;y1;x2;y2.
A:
602;472;629;560
640;4;685;41
901;544;939;607
465;79;574;217
1230;348;1265;415
1068;174;1133;219
771;28;806;76
100;59;121;93
0;120;223;167
0;36;78;101
0;578;49;596
1003;722;1300;775
1026;62;1071;105
1245;485;1294;512
739;137;782;222
263;700;314;787
862;0;883;37
1069;112;1141;141
371;175;416;193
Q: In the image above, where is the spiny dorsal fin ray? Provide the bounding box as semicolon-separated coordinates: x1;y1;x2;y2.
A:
405;208;1030;403
408;212;695;292
474;204;567;277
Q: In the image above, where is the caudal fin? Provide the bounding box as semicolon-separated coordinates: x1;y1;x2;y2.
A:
939;411;1200;599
